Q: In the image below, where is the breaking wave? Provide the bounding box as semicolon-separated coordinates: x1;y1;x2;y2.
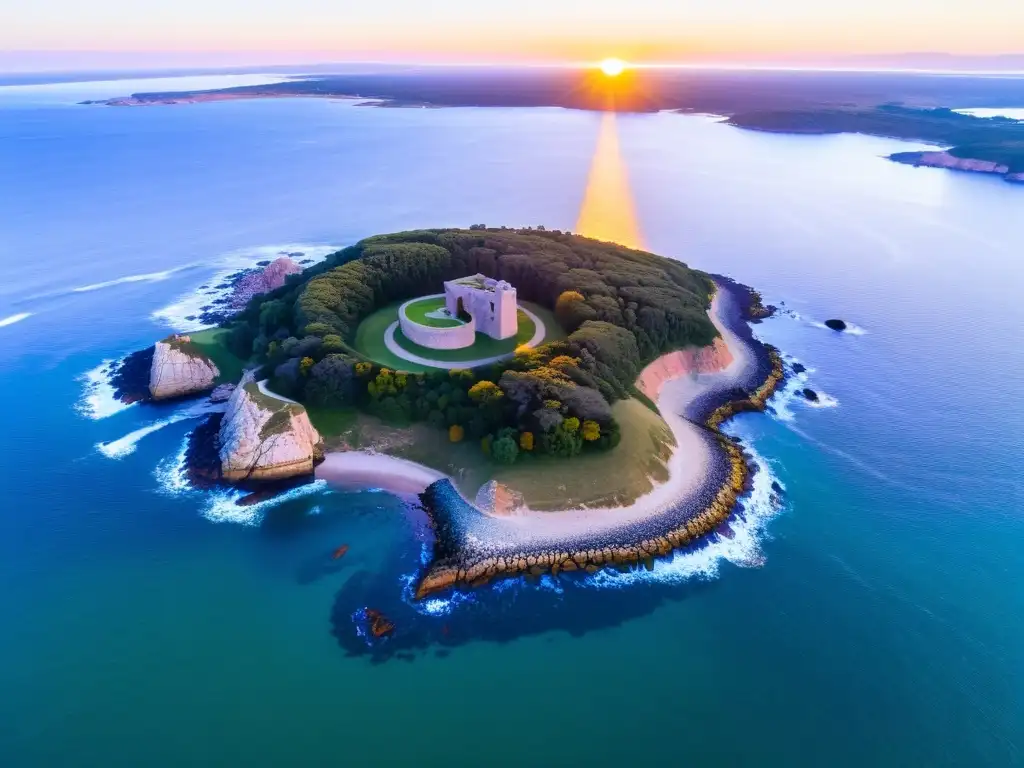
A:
151;243;341;333
71;267;193;293
75;359;134;420
153;434;331;526
96;400;224;458
0;312;32;328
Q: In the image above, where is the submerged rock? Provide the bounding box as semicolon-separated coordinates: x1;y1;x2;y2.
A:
824;319;847;332
149;335;219;400
218;374;323;482
802;388;819;402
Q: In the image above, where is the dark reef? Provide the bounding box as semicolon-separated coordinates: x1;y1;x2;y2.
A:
109;346;154;404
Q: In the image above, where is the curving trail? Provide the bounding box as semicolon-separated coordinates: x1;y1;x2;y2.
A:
382;304;546;369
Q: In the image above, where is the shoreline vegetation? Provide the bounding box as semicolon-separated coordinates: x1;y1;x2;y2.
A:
107;226;787;598
85;69;1024;183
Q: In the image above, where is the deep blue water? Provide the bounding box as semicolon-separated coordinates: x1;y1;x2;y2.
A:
1;76;1022;767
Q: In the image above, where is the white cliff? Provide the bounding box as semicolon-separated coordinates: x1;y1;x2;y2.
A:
218;376;323;482
149;336;220;400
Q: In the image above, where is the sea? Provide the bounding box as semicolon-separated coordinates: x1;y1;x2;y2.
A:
1;74;1022;767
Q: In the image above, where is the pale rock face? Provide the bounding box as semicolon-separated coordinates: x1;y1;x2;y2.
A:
635;337;735;401
218;378;322;482
148;338;219;400
1006;172;1024;184
916;151;1010;174
475;480;527;517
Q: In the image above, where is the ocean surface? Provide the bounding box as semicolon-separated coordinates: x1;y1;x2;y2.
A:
1;75;1022;767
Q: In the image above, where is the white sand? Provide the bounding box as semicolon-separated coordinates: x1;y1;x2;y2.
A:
316;450;445;496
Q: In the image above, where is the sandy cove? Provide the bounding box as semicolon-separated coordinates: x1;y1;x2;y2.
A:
315;279;784;597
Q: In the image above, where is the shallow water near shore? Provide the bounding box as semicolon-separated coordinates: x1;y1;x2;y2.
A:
1;77;1023;767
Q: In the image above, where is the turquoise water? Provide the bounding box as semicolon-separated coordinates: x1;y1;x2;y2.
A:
1;78;1022;766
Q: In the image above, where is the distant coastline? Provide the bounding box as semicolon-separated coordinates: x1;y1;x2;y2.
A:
83;69;1024;184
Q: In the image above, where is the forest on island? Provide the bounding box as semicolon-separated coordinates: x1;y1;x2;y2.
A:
224;228;717;463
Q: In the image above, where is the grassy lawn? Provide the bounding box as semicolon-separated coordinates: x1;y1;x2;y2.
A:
392;310;536;362
352;303;434;373
402;296;463;328
306;405;361;439
185;328;245;383
353;301;563;371
372;397;675;510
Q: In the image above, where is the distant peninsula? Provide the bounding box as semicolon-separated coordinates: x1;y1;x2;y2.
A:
108;227;786;597
84;68;1024;184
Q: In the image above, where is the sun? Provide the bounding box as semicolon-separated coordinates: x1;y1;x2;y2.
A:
598;58;627;77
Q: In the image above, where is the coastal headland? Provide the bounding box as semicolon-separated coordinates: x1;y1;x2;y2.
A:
86;70;1024;183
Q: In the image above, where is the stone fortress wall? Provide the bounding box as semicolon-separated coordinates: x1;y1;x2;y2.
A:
444;275;518;340
398;295;477;350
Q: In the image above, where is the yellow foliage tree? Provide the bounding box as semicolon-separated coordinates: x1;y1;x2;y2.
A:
582;420;601;441
519;431;534;451
468;380;503;404
299;356;315;377
563;416;581;433
355;361;373;377
449;424;465;443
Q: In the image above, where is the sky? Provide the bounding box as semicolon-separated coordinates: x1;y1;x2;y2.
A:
3;0;1024;71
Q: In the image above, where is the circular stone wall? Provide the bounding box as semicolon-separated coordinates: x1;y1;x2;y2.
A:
399;295;476;350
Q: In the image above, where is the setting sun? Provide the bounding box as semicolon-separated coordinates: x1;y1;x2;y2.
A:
598;58;627;77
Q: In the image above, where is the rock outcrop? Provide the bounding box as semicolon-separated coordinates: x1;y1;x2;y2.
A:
218;375;323;482
802;388;819;402
824;319;847;332
635;337;734;401
474;480;526;517
891;150;1021;182
230;256;302;309
149;336;219;400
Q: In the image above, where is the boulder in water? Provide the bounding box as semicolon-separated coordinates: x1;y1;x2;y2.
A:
218;374;323;482
824;319;847;332
802;388;819;402
791;362;806;374
149;336;219;400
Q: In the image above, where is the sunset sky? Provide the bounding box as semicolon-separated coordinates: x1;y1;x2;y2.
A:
4;0;1023;70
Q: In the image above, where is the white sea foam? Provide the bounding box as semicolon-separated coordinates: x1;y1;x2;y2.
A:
71;267;189;293
96;400;224;458
75;359;135;420
201;480;330;526
153;433;331;525
97;416;188;459
151;243;341;333
0;312;31;328
580;435;783;590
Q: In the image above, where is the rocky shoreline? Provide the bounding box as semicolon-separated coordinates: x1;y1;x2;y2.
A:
412;278;785;599
889;150;1024;184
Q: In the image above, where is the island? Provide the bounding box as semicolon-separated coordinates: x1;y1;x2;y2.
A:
110;227;785;597
86;69;1024;183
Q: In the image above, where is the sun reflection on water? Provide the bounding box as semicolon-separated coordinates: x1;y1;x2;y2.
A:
574;112;644;250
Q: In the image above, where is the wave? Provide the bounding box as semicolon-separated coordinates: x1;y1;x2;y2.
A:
96;400;223;459
0;312;31;328
153;434;331;525
151;243;342;333
581;432;783;589
75;359;135;420
97;415;190;459
71;267;192;293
